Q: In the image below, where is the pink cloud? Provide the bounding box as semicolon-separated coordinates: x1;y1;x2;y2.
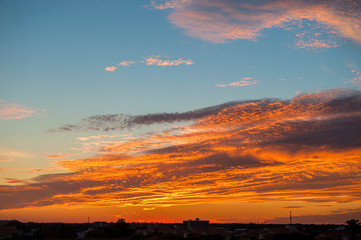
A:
118;61;135;66
105;66;117;72
0;102;38;120
346;66;361;87
295;39;339;50
351;76;361;87
143;56;194;66
215;78;258;87
152;0;361;47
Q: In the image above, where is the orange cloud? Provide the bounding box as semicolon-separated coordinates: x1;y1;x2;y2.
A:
143;56;194;66
105;66;117;72
215;78;257;87
2;89;361;222
0;101;39;120
47;154;68;159
152;0;361;47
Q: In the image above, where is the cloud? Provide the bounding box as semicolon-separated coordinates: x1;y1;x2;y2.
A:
105;56;193;71
351;76;361;86
47;101;243;132
143;56;194;66
47;154;68;159
118;61;135;66
282;206;305;209
345;66;361;87
151;0;361;47
105;61;135;71
0;147;39;165
2;89;361;216
215;78;258;87
0;101;43;120
3;178;29;185
105;66;117;72
150;0;181;10
295;39;339;50
0;158;11;162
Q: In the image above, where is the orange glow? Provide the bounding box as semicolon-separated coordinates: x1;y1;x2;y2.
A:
1;89;361;223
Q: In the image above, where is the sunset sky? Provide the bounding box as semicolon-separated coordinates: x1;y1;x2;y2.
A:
1;0;361;224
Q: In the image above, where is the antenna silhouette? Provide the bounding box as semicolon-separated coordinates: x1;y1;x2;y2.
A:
289;211;292;225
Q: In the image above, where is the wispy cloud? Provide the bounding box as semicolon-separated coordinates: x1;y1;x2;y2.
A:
105;60;135;71
350;76;361;87
295;39;339;50
0;158;11;162
3;178;29;185
46;153;68;159
215;78;257;87
149;0;181;10
0;101;43;120
3;89;360;214
118;61;135;67
47;101;241;132
143;56;194;66
104;66;117;72
345;64;361;87
151;0;361;48
105;56;193;71
0;147;37;163
350;69;361;86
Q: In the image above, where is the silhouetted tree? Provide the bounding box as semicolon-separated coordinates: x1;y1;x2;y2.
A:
346;219;360;236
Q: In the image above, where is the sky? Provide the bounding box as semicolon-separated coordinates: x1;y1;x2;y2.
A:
0;0;361;224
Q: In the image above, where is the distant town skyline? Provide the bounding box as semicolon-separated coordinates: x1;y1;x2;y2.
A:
0;0;361;224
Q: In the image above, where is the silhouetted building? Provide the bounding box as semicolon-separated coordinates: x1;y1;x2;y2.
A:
183;218;209;229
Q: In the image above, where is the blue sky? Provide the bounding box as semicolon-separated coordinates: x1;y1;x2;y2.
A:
0;0;361;223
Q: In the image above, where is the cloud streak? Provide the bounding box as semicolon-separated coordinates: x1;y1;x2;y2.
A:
47;101;244;132
0;101;43;120
151;0;361;47
215;78;257;87
105;56;193;71
118;60;135;66
143;56;194;66
2;89;361;220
